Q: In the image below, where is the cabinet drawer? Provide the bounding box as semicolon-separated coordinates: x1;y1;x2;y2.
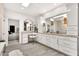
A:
48;40;57;44
63;38;77;43
22;38;28;43
59;39;77;49
59;46;77;56
23;34;28;38
60;39;77;45
47;36;57;43
59;42;77;50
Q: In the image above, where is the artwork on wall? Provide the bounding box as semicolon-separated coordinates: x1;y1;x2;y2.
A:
10;25;15;33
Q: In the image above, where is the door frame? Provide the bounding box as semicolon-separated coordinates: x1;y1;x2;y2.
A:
7;19;20;45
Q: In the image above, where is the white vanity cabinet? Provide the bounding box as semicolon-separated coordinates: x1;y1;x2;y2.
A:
36;34;42;43
58;37;77;56
36;34;41;42
36;34;47;44
37;33;78;56
21;33;28;44
46;35;58;50
37;34;58;50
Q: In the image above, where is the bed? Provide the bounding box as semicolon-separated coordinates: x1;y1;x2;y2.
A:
8;33;19;41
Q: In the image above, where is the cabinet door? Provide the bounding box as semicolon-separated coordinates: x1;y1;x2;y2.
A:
22;33;28;43
23;33;28;38
40;34;47;45
36;34;40;41
22;38;28;43
36;34;46;44
46;35;58;49
59;37;77;56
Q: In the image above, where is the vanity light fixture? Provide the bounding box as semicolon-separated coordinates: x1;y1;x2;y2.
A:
64;14;67;18
50;18;54;21
63;14;67;28
50;18;54;25
41;20;46;24
63;14;67;24
64;17;67;24
53;14;67;19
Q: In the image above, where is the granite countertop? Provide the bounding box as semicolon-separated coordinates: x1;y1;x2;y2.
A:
39;32;79;38
21;31;79;38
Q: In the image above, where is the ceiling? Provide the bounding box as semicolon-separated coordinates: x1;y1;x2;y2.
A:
4;3;63;17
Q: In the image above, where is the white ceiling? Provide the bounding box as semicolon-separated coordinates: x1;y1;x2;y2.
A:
4;3;63;17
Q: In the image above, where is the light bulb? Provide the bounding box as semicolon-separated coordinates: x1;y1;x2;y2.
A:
64;14;67;18
50;18;54;21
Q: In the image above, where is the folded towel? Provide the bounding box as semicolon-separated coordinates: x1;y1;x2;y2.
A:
9;50;23;56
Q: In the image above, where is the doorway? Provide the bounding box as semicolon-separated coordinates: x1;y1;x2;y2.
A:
8;19;19;46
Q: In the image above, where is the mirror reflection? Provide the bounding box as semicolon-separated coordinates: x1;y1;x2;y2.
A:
24;20;38;33
41;14;68;34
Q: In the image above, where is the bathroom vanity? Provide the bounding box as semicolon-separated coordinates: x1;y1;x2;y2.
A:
21;31;78;56
21;18;78;56
36;33;78;56
21;32;37;44
20;4;79;55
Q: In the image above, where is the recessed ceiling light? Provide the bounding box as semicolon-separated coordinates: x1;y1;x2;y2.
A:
22;3;30;7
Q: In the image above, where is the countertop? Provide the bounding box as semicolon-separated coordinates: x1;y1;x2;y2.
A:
21;31;79;38
39;32;79;38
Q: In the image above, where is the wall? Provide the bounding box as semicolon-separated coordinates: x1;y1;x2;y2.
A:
37;16;46;33
0;4;4;40
77;3;79;56
66;4;78;35
78;4;79;36
4;9;35;45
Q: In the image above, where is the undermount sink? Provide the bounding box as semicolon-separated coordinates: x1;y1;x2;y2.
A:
29;35;36;38
28;33;37;39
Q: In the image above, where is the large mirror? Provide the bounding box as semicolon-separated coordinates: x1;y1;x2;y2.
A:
24;19;38;33
45;14;68;34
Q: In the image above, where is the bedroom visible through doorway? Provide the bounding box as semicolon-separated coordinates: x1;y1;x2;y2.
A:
8;19;19;46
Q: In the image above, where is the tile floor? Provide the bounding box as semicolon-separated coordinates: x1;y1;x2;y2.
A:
4;40;66;56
